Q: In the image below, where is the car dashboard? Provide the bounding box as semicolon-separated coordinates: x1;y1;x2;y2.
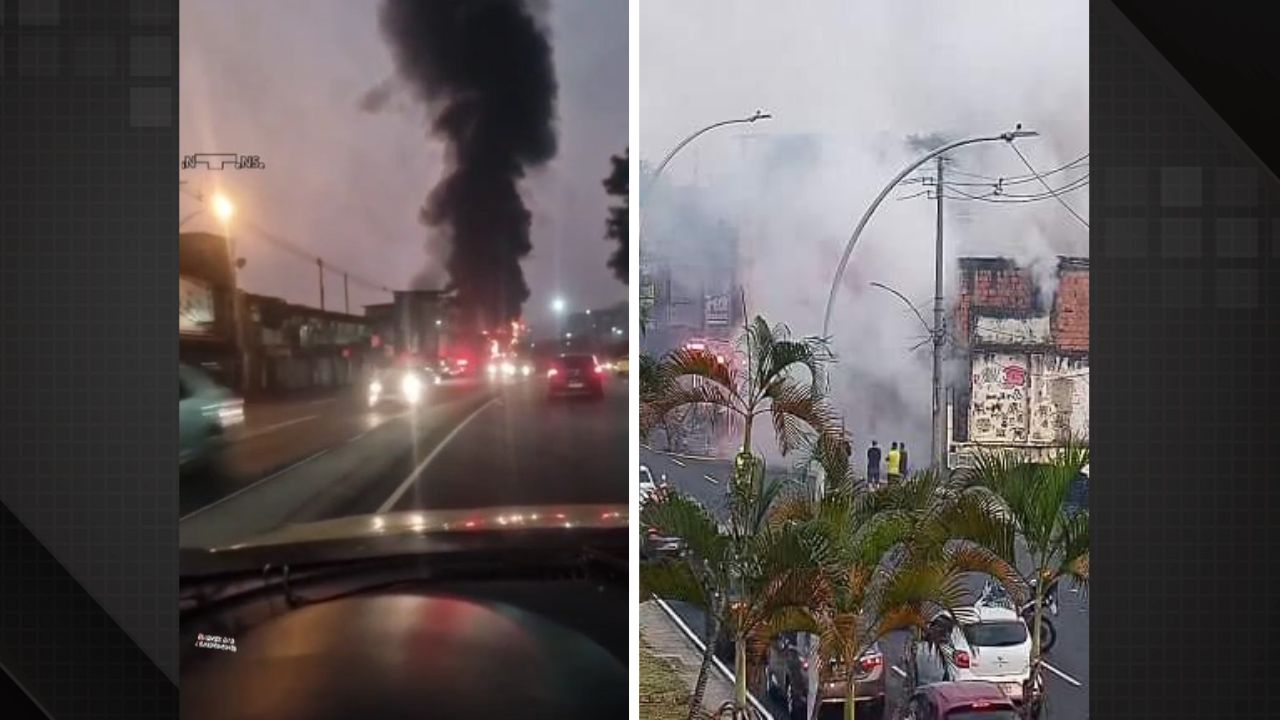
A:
180;547;626;719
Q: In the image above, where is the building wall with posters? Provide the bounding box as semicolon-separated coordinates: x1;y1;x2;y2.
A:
951;257;1089;464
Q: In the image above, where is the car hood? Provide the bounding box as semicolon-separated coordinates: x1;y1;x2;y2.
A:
180;503;629;577
219;503;627;551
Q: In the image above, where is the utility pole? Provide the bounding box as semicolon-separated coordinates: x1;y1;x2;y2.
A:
932;156;947;472
317;259;325;311
343;273;350;314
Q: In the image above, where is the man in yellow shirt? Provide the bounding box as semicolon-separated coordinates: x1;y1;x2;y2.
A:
886;442;902;484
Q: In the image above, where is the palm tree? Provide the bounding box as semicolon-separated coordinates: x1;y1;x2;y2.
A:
772;437;1023;720
642;457;827;719
642;316;839;486
961;443;1090;664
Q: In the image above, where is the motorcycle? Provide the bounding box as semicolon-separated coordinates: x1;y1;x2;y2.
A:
978;580;1058;654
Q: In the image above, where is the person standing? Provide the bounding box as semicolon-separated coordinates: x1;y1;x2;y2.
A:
866;440;882;488
886;442;901;484
899;442;909;478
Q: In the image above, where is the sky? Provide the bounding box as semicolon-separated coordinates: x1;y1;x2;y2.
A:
640;0;1089;460
179;0;628;334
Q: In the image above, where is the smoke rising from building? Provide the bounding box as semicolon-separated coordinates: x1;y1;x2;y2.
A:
376;0;558;328
640;0;1087;461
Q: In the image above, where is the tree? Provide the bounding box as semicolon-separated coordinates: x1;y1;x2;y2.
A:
773;438;1022;720
642;459;827;719
642;316;839;486
961;444;1090;669
603;149;628;282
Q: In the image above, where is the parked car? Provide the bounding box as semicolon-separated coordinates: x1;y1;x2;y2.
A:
766;631;885;720
179;363;243;474
915;601;1033;707
902;681;1019;720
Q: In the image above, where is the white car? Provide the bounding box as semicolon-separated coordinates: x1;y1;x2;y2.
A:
916;602;1033;705
639;464;656;504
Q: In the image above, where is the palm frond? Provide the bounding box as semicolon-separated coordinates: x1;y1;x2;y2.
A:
763;379;842;456
640;558;709;606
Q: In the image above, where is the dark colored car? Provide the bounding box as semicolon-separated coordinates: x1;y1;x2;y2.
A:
546;353;605;399
765;632;885;720
903;681;1020;720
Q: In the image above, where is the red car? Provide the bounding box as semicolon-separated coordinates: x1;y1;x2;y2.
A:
546;353;605;399
903;681;1021;720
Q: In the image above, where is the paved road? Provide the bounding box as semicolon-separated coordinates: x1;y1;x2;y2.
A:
179;374;626;550
641;447;1088;719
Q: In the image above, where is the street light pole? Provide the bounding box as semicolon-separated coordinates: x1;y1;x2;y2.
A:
823;127;1037;471
932;156;946;472
639;111;772;334
822;127;1037;337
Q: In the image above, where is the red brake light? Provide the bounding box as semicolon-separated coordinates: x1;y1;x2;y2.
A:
800;658;808;670
457;358;469;367
547;368;559;377
970;701;992;709
594;365;604;374
858;653;883;671
953;650;971;668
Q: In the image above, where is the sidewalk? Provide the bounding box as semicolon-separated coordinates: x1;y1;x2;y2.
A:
640;600;736;719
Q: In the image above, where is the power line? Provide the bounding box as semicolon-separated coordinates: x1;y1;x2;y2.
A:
943;176;1089;204
1006;144;1090;229
180;184;396;296
898;175;1089;204
945;153;1089;185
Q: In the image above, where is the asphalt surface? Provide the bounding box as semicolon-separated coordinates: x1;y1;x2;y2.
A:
641;447;1088;720
179;373;627;550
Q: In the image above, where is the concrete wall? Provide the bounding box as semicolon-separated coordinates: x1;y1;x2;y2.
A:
969;352;1089;446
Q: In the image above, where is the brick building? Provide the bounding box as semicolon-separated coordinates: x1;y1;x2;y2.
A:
949;256;1089;466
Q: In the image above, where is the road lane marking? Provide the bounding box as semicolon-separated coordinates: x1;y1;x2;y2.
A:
703;474;720;485
180;447;333;522
891;665;907;678
308;398;336;406
670;458;686;467
235;414;319;442
376;397;499;513
1042;661;1082;687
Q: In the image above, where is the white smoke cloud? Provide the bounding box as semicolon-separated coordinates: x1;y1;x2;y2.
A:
641;0;1087;460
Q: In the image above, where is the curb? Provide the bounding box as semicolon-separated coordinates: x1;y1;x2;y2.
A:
650;598;775;720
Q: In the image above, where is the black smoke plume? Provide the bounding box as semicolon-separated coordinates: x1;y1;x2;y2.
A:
378;0;558;329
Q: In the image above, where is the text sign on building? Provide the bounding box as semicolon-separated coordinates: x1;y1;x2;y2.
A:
705;293;731;325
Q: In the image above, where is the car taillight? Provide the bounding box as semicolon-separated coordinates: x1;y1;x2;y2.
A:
970;702;992;709
547;368;559;377
594;365;604;374
953;650;971;668
858;653;883;672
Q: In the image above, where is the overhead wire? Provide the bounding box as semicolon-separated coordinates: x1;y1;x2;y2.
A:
179;184;396;296
1006;144;1090;229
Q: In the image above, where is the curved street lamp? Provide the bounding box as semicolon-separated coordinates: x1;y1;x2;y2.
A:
822;127;1037;336
823;126;1037;470
642;109;773;200
640;110;772;332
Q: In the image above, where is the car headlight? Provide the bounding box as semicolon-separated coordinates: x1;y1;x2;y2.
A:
501;361;515;376
370;380;383;394
400;373;423;404
521;364;531;376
